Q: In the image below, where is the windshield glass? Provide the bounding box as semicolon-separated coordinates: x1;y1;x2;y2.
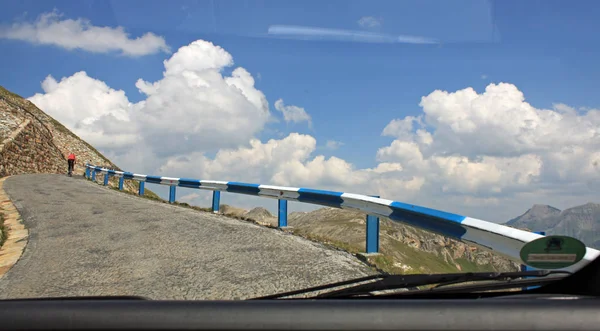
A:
0;0;598;301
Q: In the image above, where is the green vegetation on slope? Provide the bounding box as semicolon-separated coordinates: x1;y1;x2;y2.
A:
0;213;6;248
288;210;514;275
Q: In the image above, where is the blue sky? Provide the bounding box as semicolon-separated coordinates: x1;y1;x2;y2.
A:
1;0;599;221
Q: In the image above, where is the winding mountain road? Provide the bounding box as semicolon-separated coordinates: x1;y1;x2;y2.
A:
0;174;372;300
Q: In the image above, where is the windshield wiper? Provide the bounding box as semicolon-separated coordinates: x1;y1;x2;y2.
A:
250;270;571;299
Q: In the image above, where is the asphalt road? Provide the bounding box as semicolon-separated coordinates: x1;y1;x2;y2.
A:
0;174;373;300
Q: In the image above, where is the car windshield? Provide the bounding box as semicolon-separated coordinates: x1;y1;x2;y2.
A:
0;0;598;301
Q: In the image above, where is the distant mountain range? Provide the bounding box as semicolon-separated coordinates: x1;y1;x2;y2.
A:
505;203;600;249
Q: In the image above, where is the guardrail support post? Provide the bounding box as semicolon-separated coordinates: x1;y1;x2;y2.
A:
118;177;124;190
91;170;96;181
103;173;109;186
139;182;145;196
85;167;90;179
212;191;220;213
366;195;381;254
278;199;288;228
521;231;545;291
169;186;176;203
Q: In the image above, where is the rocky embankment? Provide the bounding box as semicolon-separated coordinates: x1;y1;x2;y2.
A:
0;86;138;192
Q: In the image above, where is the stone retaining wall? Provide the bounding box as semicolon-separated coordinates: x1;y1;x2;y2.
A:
0;119;64;177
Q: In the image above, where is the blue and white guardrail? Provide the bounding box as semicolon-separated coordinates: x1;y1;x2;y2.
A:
85;164;599;273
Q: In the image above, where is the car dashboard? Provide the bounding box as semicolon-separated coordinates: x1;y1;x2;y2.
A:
1;295;599;330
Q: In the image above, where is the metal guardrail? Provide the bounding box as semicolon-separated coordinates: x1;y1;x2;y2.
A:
85;163;600;272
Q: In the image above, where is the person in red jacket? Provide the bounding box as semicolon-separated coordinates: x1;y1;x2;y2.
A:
67;153;76;176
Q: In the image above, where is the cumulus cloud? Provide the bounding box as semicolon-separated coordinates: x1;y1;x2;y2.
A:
135;40;270;156
357;16;383;28
0;10;170;56
27;37;599;223
28;71;138;150
376;82;599;200
155;132;422;200
29;39;270;159
274;99;312;126
156;82;598;220
420;83;600;158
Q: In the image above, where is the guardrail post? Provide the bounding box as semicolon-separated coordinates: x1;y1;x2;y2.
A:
139;182;145;196
169;186;176;203
521;231;545;290
278;199;288;228
103;173;109;186
118;177;124;190
91;170;96;181
366;195;381;254
212;191;220;213
85;166;90;179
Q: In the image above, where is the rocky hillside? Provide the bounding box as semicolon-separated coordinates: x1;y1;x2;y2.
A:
0;85;141;193
220;205;520;274
505;204;562;231
506;203;600;248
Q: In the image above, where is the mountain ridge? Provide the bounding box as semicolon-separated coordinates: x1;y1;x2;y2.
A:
505;202;600;248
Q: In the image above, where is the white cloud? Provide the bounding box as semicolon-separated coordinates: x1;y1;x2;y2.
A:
325;140;344;150
418;83;600;157
481;74;488;79
0;10;170;56
357;16;383;29
274;99;312;126
169;83;597;221
376;82;599;201
381;116;423;140
30;39;271;160
161;39;231;74
27;37;599;223
28;71;138;150
154;133;422;201
135;40;270;156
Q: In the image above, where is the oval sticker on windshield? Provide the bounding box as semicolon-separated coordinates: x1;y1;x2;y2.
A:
520;235;587;269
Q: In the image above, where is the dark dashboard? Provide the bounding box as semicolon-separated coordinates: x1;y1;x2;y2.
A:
1;294;599;330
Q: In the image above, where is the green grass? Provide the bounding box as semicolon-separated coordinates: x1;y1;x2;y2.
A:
384;240;461;274
294;231;362;255
0;85;25;100
290;229;404;274
0;213;7;248
370;254;396;274
455;258;492;273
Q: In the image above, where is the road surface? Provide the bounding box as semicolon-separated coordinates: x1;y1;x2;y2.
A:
0;174;373;300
